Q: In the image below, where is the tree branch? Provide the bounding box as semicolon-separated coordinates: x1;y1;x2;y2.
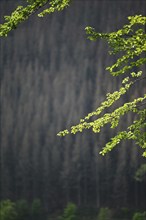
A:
132;76;146;84
0;0;50;36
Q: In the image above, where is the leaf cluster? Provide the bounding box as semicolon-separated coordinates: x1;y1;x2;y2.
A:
0;200;18;220
135;164;146;182
58;15;146;157
85;15;146;76
0;0;71;36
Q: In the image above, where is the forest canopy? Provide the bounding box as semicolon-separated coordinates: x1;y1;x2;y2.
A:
0;1;146;156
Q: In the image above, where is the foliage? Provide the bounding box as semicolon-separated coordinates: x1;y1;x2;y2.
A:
0;1;146;214
132;211;146;220
0;200;17;220
0;3;145;158
0;0;71;36
97;207;112;220
85;15;146;76
16;199;29;220
0;199;43;220
135;164;146;182
58;203;77;220
58;15;146;157
31;199;42;219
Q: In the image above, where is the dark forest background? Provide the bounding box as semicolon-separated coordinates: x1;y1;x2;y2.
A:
0;0;146;217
